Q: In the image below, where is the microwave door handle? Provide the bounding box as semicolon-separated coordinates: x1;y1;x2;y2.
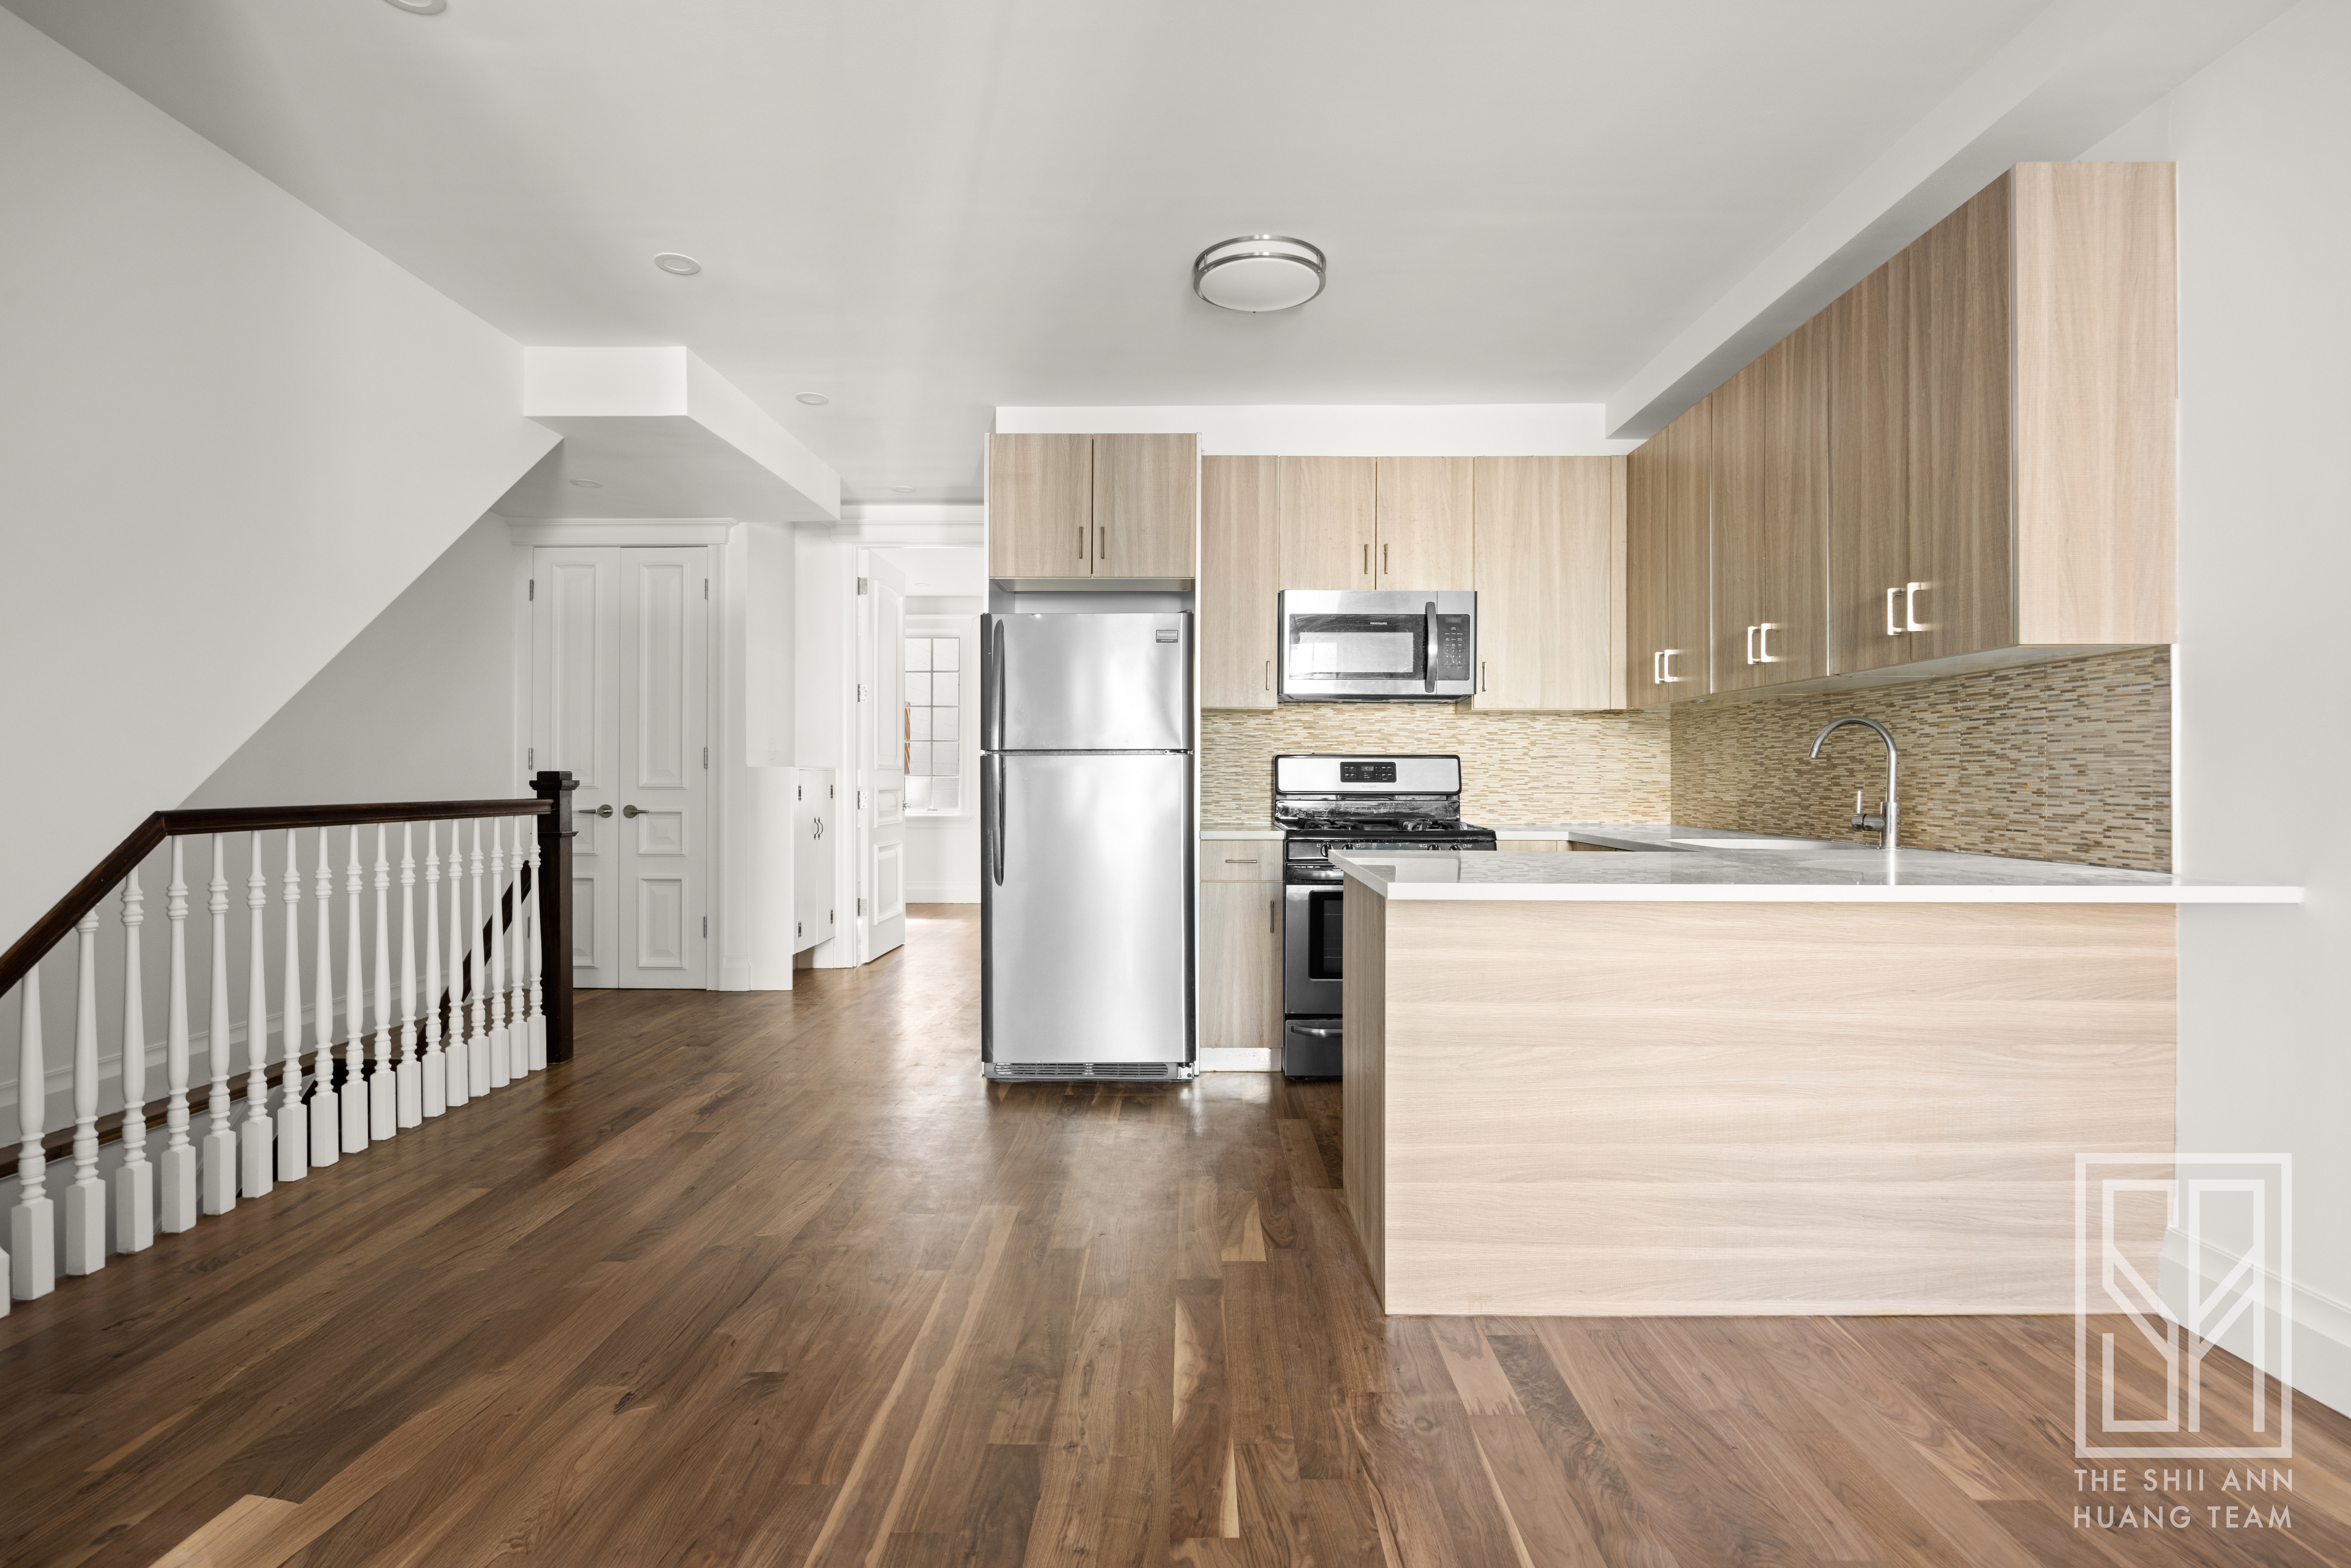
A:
1424;602;1439;693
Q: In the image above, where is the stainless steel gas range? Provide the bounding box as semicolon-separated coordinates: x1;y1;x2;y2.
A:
1272;754;1497;1078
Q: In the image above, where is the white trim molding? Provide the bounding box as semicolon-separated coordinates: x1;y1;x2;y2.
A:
2161;1224;2351;1420
505;517;741;546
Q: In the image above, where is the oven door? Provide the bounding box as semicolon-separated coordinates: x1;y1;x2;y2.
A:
1279;590;1475;701
1282;884;1345;1017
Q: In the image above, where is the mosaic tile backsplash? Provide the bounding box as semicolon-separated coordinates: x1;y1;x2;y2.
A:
1202;646;2170;873
1201;706;1672;827
1671;647;2171;872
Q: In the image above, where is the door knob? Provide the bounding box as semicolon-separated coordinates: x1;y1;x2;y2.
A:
587;803;613;818
622;804;641;818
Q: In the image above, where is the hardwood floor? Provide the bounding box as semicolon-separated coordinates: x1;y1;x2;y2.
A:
2;903;2344;1566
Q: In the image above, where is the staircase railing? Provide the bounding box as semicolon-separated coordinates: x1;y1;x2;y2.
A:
2;772;579;1310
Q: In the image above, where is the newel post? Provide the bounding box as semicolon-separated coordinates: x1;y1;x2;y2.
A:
531;771;577;1064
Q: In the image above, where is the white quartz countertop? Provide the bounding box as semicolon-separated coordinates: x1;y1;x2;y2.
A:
1331;824;2302;904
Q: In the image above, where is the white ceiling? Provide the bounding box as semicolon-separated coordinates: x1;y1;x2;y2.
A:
12;0;2099;503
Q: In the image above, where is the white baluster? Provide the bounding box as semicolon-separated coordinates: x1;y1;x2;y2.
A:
241;836;273;1197
468;821;491;1098
445;823;470;1108
422;823;447;1117
277;830;308;1180
201;836;236;1214
113;870;154;1252
397;823;422;1127
486;819;511;1089
309;827;340;1168
63;910;105;1272
524;823;546;1073
10;969;56;1301
160;841;198;1230
342;827;368;1154
370;825;396;1142
503;818;526;1082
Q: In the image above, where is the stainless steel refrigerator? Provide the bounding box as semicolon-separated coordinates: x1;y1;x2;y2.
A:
981;612;1195;1080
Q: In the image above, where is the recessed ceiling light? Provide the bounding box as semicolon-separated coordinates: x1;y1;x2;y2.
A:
892;485;916;493
794;392;829;406
1193;235;1325;312
383;0;446;11
567;479;603;489
652;253;702;276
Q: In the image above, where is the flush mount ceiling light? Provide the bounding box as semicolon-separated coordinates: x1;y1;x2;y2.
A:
567;479;602;489
794;392;829;405
1192;235;1325;312
383;0;446;11
651;253;702;276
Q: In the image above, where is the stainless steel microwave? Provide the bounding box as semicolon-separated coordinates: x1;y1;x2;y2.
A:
1277;590;1476;702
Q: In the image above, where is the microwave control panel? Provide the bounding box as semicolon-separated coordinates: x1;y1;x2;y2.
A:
1434;615;1473;679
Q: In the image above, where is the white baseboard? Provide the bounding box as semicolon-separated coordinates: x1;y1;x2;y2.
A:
1198;1048;1275;1073
2160;1224;2351;1420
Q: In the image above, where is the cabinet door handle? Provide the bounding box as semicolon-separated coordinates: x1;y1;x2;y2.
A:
1224;857;1259;863
1077;525;1085;562
1904;581;1927;632
1383;542;1389;575
1661;649;1681;683
1745;625;1759;665
1097;524;1106;564
1362;543;1369;576
1886;587;1901;637
1270;898;1278;935
1480;659;1488;693
1757;623;1780;663
1652;650;1662;685
1263;659;1269;692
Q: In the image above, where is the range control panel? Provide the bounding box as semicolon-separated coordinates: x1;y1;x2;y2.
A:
1338;761;1398;783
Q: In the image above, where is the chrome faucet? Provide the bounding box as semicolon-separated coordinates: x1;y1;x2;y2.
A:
1806;716;1900;849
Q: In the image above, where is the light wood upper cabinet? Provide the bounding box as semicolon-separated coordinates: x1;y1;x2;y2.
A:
1201;456;1279;709
1278;456;1377;589
1912;172;2015;663
1374;457;1475;588
1827;244;1926;676
987;433;1197;581
1710;317;1828;693
1470;456;1624;710
987;434;1093;578
1092;433;1197;579
1625;402;1712;706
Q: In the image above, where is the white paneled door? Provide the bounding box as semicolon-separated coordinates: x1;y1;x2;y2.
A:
857;551;907;962
531;545;711;988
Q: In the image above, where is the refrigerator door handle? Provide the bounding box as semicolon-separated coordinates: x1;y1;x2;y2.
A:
987;618;1007;751
988;754;1006;886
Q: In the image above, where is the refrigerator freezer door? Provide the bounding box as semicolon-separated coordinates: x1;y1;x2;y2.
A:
984;613;1191;752
984;752;1193;1066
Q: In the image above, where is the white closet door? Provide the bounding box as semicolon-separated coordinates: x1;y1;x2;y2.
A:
532;544;711;989
531;548;620;985
858;551;907;961
617;547;711;987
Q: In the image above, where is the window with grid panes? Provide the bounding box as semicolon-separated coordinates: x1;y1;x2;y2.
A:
902;635;962;813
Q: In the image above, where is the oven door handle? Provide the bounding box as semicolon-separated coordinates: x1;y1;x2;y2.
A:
1424;601;1439;693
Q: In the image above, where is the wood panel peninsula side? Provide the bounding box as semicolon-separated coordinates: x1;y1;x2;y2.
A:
1334;837;2301;1317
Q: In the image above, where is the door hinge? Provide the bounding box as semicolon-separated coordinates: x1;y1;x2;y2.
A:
828;908;835;925
702;746;709;770
857;576;869;596
796;919;803;937
702;915;708;938
857;790;865;810
857;897;865;916
703;578;709;600
796;784;803;800
528;578;535;601
527;747;535;770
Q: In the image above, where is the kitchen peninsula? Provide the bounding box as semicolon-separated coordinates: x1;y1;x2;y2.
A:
1336;831;2299;1317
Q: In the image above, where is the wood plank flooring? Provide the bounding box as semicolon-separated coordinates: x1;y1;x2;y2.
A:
1;904;2344;1566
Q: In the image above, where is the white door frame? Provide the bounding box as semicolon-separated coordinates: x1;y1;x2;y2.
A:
508;519;730;989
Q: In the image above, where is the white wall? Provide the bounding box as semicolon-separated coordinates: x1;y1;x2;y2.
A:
995;404;1637;456
2144;0;2351;1416
0;12;556;951
720;522;800;989
184;512;521;807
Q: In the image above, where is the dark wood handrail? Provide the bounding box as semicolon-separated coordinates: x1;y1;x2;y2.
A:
1;797;549;1005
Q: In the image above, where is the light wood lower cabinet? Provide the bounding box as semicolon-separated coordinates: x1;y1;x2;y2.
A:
1201;457;1279;709
1470;456;1623;710
1199;847;1281;1056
